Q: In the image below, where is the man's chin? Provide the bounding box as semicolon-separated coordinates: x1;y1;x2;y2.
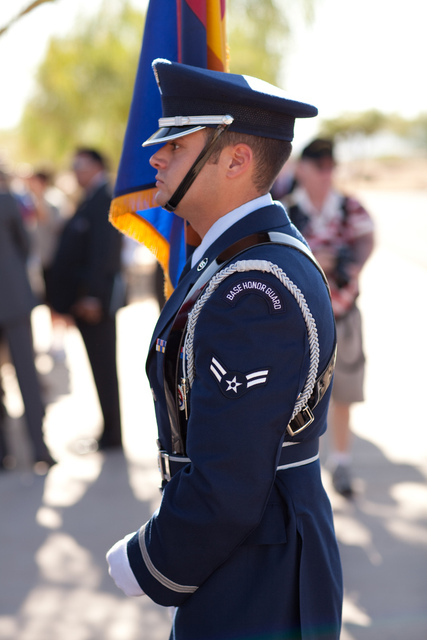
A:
154;192;169;209
154;191;184;217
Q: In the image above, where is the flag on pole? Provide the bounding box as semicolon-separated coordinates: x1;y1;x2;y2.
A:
109;0;228;298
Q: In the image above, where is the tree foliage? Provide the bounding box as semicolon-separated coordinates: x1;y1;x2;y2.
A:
18;0;314;169
20;1;144;169
10;0;427;168
319;110;389;139
319;109;422;139
317;110;427;154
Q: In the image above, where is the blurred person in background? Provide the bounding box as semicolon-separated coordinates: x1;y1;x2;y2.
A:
26;169;71;361
0;334;9;469
282;139;375;497
0;168;55;472
48;149;125;452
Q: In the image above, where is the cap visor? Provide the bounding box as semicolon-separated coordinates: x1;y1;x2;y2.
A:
142;125;206;147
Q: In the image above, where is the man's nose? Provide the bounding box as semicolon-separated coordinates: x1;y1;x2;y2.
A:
149;146;167;169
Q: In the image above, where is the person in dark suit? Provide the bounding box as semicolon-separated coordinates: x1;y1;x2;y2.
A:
0;361;7;468
107;61;342;639
0;169;54;471
49;149;124;450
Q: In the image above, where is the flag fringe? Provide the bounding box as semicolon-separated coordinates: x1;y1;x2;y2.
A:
109;191;174;299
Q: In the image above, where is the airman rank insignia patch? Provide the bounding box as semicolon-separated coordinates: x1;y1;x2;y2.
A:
222;277;285;314
210;355;270;399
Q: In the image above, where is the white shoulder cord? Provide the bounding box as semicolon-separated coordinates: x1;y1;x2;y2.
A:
182;259;320;423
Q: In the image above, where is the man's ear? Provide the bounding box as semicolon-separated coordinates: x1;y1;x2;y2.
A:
225;143;253;178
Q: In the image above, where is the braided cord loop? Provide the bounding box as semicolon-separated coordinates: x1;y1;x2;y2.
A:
183;259;320;422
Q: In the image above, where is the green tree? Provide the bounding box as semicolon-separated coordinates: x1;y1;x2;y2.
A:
20;1;144;168
18;0;315;169
318;110;427;153
319;110;389;139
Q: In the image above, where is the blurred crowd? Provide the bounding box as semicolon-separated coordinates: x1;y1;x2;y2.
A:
0;150;162;475
0;161;68;473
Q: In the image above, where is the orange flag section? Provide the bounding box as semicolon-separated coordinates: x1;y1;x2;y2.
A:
206;0;228;71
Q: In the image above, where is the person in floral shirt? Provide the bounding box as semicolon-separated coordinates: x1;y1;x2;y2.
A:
283;139;375;496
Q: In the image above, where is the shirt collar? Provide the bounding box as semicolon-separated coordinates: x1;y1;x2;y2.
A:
191;193;273;268
293;186;341;219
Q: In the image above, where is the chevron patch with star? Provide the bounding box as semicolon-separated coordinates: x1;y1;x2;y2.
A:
210;356;270;399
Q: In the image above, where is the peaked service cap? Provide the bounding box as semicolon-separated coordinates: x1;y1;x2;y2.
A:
142;59;318;147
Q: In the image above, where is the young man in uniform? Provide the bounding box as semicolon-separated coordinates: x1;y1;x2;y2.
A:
107;60;343;639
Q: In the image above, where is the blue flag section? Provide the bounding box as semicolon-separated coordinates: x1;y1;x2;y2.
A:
109;0;227;298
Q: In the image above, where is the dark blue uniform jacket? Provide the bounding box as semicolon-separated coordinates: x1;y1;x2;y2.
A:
127;202;342;640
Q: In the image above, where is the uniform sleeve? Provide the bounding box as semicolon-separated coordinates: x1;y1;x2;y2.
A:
106;533;145;597
126;267;312;606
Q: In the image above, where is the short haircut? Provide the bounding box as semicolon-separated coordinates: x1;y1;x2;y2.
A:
206;129;292;193
33;170;52;184
74;148;107;169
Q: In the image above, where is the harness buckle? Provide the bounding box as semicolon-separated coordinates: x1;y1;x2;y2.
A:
287;406;315;437
158;451;171;483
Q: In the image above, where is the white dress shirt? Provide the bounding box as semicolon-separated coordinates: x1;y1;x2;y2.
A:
191;194;273;268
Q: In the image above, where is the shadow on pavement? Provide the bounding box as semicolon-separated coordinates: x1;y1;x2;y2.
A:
324;434;427;640
37;356;71;407
0;449;171;640
2;427;426;640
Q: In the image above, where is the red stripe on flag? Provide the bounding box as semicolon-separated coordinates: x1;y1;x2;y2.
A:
185;0;207;25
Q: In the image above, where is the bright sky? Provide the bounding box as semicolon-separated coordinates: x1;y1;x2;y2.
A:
283;0;427;147
1;0;426;145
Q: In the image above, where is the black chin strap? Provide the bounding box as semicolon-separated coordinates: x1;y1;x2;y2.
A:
164;120;233;213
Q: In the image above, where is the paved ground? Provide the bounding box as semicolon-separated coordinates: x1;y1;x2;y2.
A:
0;189;426;640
